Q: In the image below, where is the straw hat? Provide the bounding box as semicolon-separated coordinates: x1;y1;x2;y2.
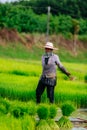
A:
44;42;58;50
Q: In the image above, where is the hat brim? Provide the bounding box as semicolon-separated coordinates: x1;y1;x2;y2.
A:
44;46;58;50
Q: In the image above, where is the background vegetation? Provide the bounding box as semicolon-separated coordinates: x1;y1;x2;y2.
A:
0;0;87;129
0;0;87;35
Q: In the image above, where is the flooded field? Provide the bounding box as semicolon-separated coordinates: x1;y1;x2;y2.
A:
56;109;87;130
71;109;87;130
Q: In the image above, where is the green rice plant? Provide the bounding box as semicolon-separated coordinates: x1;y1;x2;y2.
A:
0;123;9;130
10;116;22;130
0;104;8;115
57;116;73;129
0;114;22;130
36;119;51;130
10;101;28;118
37;104;49;120
0;98;10;114
27;101;37;116
11;106;24;118
21;115;35;130
11;70;29;76
61;102;75;117
47;119;60;130
47;104;60;130
0;58;87;108
49;104;58;119
55;80;87;108
57;102;75;129
84;75;87;83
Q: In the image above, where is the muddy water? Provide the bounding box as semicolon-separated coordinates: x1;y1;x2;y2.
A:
71;109;87;130
56;109;87;130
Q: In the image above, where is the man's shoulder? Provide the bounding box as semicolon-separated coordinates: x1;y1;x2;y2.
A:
53;53;59;58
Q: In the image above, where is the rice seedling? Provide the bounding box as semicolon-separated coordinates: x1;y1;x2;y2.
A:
21;115;35;130
0;98;10;114
49;104;58;119
36;119;51;130
57;102;75;129
37;104;49;120
47;104;60;130
47;119;60;130
84;75;87;83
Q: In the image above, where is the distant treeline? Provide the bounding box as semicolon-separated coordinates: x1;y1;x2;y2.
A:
14;0;87;19
0;0;87;35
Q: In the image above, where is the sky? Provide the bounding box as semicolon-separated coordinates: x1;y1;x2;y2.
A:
0;0;17;3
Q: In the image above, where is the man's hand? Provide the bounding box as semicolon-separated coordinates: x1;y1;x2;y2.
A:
66;72;71;77
69;76;76;81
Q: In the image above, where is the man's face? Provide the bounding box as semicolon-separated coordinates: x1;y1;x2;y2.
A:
45;48;53;53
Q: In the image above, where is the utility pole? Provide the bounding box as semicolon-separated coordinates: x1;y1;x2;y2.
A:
46;6;51;42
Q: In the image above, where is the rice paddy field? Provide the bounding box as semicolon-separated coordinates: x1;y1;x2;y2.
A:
0;57;87;130
0;57;87;108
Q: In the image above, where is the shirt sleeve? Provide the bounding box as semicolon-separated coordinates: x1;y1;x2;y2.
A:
55;55;70;76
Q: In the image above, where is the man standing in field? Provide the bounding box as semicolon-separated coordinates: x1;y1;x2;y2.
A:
36;42;71;103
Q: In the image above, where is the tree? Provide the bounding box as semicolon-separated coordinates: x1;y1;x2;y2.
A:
71;19;80;55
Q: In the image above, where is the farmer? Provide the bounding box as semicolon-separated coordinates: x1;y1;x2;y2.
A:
36;42;71;103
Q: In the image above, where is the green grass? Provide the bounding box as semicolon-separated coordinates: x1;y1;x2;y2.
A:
0;41;87;63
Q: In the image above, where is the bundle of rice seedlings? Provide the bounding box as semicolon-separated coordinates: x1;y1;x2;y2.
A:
49;104;57;119
36;119;51;130
57;102;75;129
58;116;73;128
47;104;60;130
61;102;75;117
47;119;60;130
36;104;51;130
37;104;49;120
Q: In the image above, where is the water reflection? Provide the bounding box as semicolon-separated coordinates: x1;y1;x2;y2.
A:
57;109;87;130
72;122;87;130
71;109;87;130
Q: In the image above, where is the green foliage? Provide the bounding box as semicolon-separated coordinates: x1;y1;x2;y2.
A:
0;2;87;35
37;104;49;120
17;0;87;18
78;34;87;42
61;102;75;117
